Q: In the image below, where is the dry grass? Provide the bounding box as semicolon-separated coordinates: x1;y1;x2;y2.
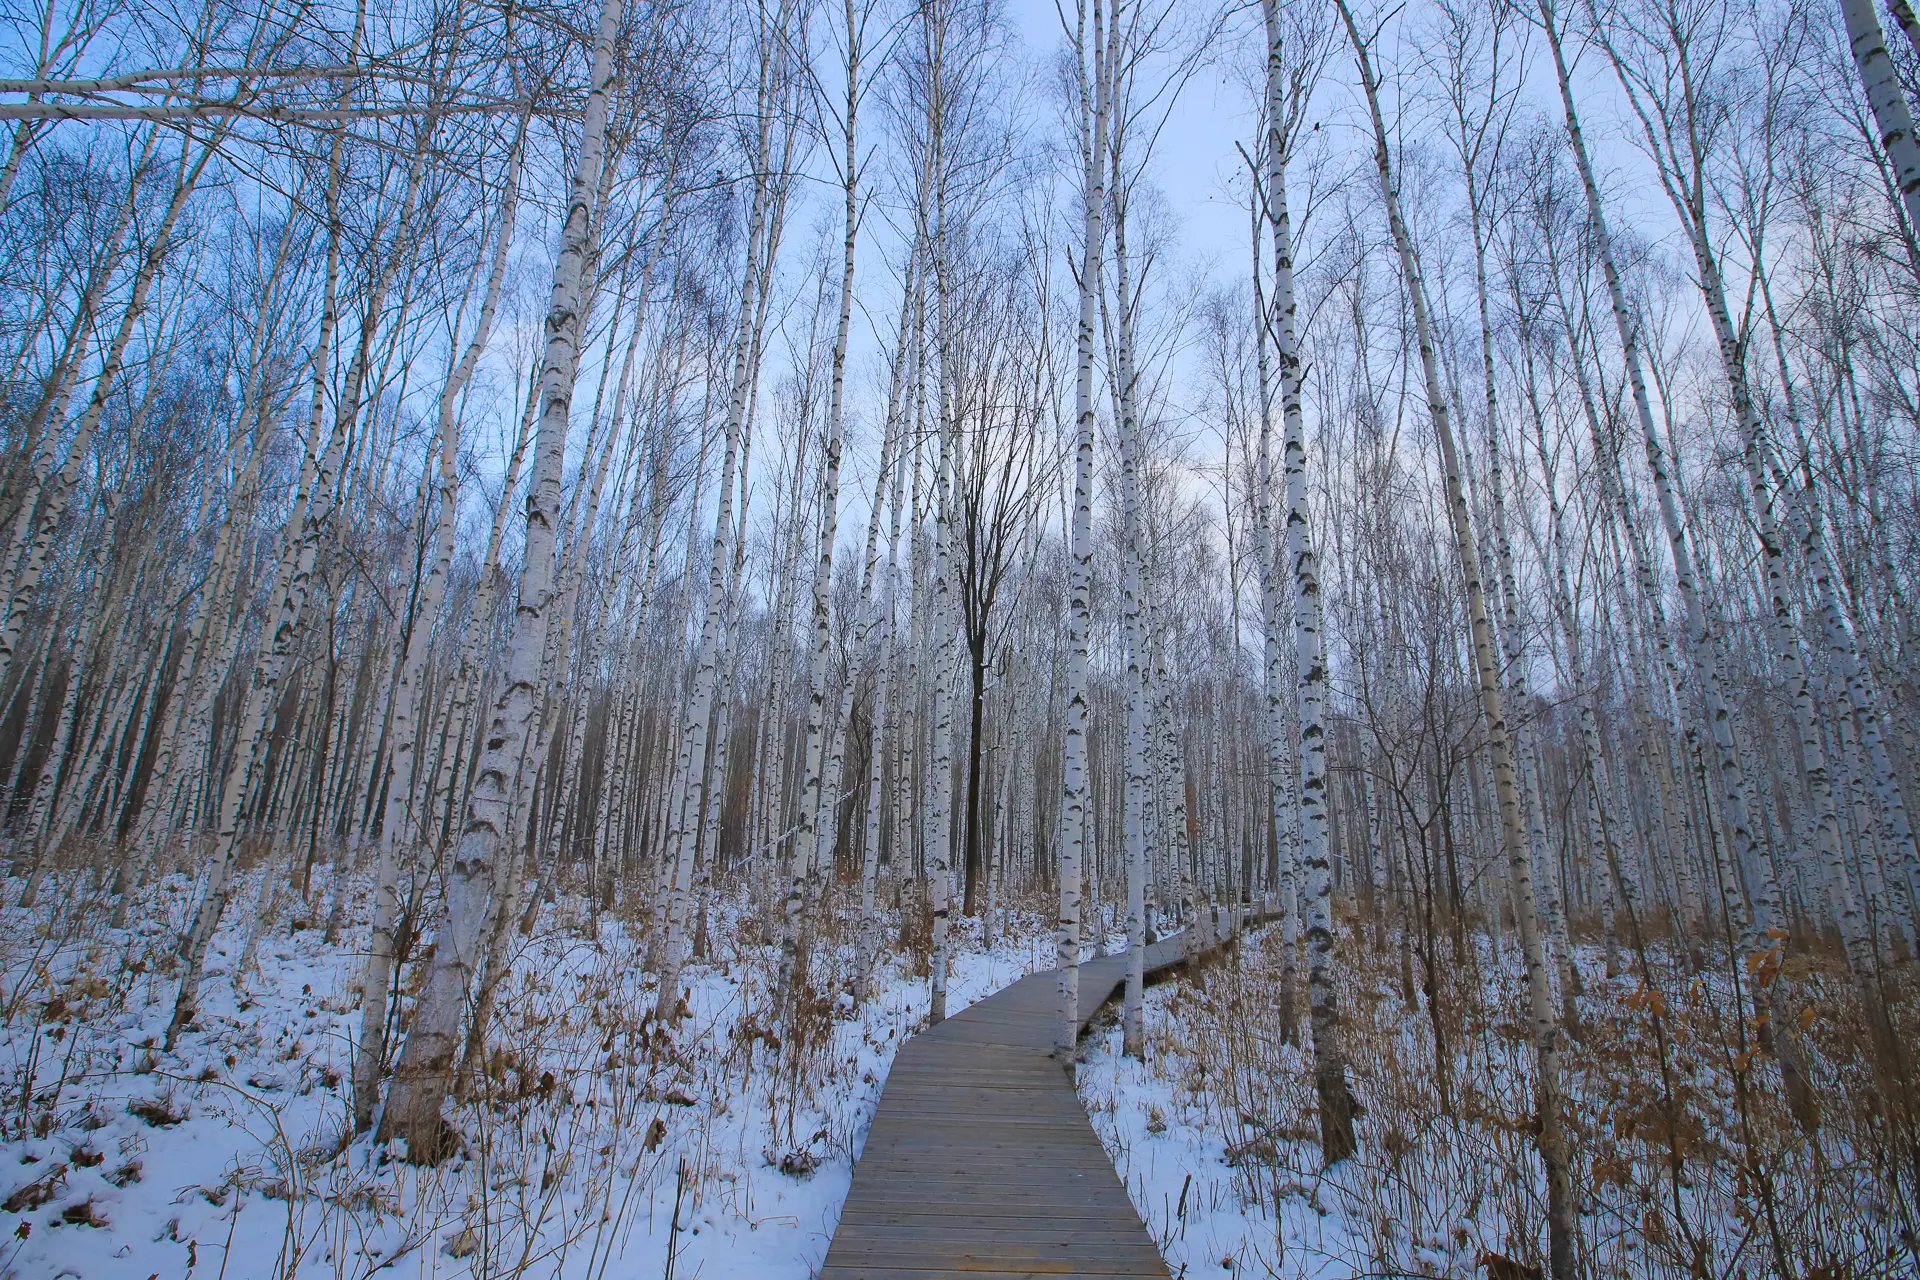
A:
1142;907;1920;1279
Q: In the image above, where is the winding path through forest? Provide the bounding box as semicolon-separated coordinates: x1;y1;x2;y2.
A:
821;913;1266;1279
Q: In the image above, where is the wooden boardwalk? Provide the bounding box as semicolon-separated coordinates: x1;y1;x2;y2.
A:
821;910;1265;1280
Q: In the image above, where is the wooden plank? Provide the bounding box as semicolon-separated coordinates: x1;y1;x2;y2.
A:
847;1151;1118;1169
832;1226;1160;1247
821;1249;1167;1275
832;1201;1132;1222
839;1161;1120;1181
823;1253;1167;1274
820;911;1278;1280
838;1185;1131;1208
825;1275;1138;1279
837;1195;1129;1220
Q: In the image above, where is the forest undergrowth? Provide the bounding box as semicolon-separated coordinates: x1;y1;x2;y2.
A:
0;844;1058;1280
1082;914;1920;1280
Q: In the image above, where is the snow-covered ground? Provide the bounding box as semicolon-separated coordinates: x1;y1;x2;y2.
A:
1077;931;1568;1279
1079;954;1509;1280
0;868;1060;1279
1080;921;1918;1280
1079;974;1333;1280
14;877;1905;1280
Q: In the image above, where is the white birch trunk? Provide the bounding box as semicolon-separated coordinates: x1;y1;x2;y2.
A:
121;234;289;870
1251;221;1299;1044
778;8;866;1011
1109;188;1150;1061
15;546;113;905
924;418;959;1024
1339;4;1575;1268
424;387;536;857
654;47;787;1020
853;256;915;997
1057;0;1108;1058
1552;4;1780;948
1262;0;1357;1159
379;0;623;1151
0;127;220;695
165;96;363;1046
1839;0;1920;250
352;117;525;1132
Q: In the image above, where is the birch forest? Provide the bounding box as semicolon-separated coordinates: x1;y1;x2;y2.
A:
2;0;1919;1273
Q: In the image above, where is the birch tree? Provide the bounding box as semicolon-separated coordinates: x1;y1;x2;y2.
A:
1259;0;1357;1163
1057;0;1109;1058
379;0;625;1151
1337;2;1578;1269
